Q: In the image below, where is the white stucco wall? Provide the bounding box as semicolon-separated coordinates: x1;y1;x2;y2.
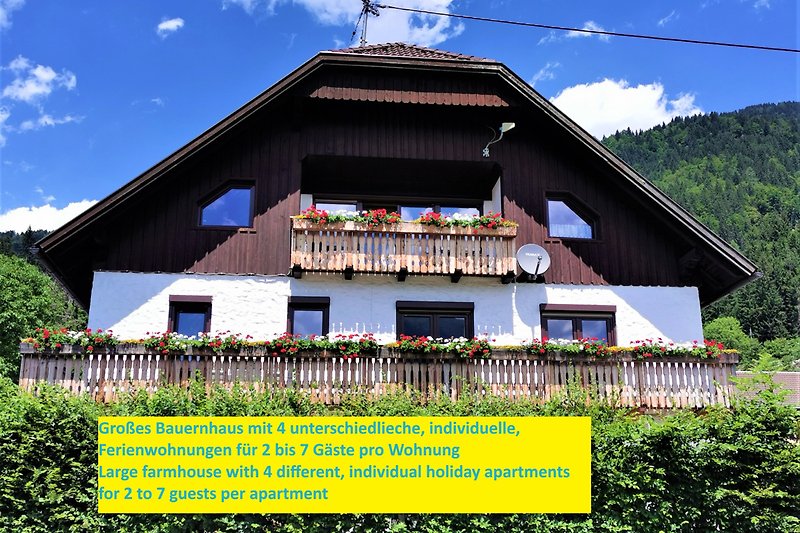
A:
88;271;703;345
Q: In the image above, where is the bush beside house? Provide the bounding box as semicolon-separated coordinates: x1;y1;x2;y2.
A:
0;377;797;533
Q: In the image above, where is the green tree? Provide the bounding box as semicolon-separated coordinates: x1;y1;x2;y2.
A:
762;337;800;371
703;316;760;368
0;254;86;380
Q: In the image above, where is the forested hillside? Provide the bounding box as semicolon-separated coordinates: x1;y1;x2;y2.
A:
604;102;800;343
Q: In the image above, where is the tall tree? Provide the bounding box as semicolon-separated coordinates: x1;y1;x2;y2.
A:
0;254;86;380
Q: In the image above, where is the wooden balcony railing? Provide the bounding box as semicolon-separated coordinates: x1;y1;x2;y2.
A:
290;219;517;279
19;344;739;409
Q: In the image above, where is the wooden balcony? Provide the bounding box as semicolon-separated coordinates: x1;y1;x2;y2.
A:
290;218;517;280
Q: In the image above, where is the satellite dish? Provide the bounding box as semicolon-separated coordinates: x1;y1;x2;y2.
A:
516;244;551;276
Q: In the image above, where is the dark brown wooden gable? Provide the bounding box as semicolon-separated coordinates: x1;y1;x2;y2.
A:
39;50;757;307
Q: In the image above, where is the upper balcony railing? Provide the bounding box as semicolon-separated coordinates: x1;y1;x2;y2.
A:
290;219;517;280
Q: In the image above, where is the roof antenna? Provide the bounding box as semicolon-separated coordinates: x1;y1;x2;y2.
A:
351;0;379;47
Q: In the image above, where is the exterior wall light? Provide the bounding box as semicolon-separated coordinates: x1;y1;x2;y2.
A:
482;122;516;158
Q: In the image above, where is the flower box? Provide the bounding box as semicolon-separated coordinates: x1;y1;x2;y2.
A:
291;218;517;237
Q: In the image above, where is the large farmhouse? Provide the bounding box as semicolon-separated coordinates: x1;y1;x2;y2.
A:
36;43;759;345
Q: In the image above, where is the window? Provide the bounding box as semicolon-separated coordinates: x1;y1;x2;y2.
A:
396;301;474;339
314;202;358;214
440;206;480;218
540;304;616;344
168;296;212;336
288;297;330;337
200;186;254;227
315;197;482;222
399;205;433;221
547;198;594;239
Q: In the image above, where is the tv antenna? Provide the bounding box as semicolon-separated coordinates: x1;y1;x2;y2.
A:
350;1;380;47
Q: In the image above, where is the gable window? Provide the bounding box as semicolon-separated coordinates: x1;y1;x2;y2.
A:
288;297;330;337
200;185;254;227
396;301;474;339
547;197;595;239
540;304;616;344
168;296;212;336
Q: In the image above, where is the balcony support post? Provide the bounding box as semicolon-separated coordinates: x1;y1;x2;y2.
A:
397;267;408;282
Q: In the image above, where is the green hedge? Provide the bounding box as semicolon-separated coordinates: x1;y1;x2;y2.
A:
0;378;798;533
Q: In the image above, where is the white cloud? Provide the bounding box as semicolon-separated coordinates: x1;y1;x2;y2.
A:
2;56;76;104
8;55;29;71
223;0;463;47
657;10;678;27
540;20;610;44
33;186;55;204
150;97;165;107
567;21;609;41
0;106;9;147
156;17;184;38
0;0;24;30
530;61;560;88
549;78;703;138
18;113;82;131
704;0;771;9
222;0;282;15
0;199;97;231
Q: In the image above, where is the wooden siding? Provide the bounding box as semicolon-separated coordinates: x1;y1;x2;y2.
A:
48;70;699;305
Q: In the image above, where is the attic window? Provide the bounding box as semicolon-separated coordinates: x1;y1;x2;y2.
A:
547;198;595;239
200;186;254;227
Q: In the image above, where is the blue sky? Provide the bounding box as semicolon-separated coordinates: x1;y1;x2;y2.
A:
0;0;797;231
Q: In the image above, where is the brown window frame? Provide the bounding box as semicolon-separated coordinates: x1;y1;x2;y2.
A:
288;296;330;337
168;295;213;335
396;301;475;340
198;181;256;229
540;304;616;345
545;192;599;241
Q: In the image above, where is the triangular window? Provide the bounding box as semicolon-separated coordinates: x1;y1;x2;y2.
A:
547;199;594;239
200;186;253;227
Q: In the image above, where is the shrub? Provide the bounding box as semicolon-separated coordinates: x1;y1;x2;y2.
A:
1;376;798;532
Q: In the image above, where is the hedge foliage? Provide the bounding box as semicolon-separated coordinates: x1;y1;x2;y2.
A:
0;377;798;533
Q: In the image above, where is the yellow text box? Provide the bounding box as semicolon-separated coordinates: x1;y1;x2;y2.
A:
97;416;590;513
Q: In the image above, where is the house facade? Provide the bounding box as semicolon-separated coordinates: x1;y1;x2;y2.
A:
37;43;759;346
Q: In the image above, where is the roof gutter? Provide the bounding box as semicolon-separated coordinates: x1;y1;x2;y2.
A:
701;270;764;308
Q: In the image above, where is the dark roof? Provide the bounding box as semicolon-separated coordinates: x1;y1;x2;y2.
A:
330;42;489;62
37;43;759;306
